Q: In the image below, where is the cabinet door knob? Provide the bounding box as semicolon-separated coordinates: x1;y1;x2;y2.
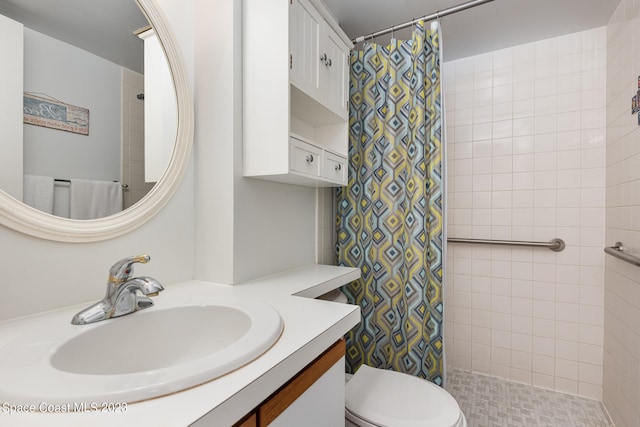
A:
306;154;314;163
327;58;332;67
335;164;342;171
320;53;327;64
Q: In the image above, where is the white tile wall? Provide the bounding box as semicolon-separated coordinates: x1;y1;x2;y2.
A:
316;187;336;265
603;0;640;425
444;27;607;400
122;68;154;209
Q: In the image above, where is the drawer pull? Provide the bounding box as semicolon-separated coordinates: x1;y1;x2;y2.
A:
335;164;342;171
306;154;314;163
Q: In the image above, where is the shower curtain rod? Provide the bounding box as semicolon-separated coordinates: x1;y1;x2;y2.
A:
352;0;495;43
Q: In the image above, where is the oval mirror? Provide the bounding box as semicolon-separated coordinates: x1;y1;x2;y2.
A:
0;0;193;242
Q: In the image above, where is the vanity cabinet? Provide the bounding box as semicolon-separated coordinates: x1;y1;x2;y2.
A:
236;413;258;427
243;0;352;187
233;340;346;427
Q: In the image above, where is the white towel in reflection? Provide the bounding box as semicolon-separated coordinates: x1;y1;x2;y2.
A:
23;174;54;214
70;179;123;220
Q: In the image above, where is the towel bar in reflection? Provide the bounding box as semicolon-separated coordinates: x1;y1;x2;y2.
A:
53;178;129;189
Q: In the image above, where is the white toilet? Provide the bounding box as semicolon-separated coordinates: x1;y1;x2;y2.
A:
344;364;467;427
319;289;467;427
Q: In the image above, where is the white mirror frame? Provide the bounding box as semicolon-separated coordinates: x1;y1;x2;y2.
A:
0;0;193;242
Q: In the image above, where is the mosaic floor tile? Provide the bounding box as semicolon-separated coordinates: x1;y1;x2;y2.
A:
445;368;614;427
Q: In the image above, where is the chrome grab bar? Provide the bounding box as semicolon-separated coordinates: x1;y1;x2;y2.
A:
604;242;640;267
447;237;566;252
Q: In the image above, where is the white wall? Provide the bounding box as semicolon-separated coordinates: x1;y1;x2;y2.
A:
1;0;323;321
603;1;640;425
23;28;121;182
444;27;607;400
141;29;176;183
0;0;195;322
0;14;23;201
194;0;316;284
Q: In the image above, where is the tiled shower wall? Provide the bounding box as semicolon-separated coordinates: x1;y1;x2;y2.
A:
316;187;336;265
443;27;607;399
603;1;640;425
121;68;154;209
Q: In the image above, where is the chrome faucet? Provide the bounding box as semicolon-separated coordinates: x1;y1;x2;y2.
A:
71;254;164;325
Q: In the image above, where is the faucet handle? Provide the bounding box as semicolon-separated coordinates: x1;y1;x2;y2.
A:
109;254;150;283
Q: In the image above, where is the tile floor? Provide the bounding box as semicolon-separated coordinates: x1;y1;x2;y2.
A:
444;368;614;427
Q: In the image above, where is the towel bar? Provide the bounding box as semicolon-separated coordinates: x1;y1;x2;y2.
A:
53;179;128;189
447;237;566;252
604;242;640;267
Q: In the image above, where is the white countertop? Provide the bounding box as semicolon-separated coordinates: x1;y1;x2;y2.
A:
0;264;361;427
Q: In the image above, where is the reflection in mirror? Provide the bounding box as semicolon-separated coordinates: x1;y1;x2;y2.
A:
0;0;177;220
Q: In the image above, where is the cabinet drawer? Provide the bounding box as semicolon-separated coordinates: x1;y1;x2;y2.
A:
290;138;322;177
323;152;347;184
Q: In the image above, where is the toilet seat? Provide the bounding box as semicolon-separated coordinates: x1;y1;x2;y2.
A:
345;364;466;427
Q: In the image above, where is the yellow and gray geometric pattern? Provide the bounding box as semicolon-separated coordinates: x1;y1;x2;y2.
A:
336;22;444;385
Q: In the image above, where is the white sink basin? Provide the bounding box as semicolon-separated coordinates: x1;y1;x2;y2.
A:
0;296;283;406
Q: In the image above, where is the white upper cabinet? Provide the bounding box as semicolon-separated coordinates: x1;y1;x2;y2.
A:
322;27;349;117
289;0;322;100
290;0;349;120
243;0;353;187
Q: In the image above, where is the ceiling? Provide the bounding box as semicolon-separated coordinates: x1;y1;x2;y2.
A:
0;0;148;73
322;0;622;60
0;0;622;71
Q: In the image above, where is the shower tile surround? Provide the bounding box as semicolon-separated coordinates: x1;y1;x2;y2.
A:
444;27;607;400
602;0;640;426
316;187;336;265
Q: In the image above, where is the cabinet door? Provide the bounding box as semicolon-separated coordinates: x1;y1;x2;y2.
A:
290;0;322;99
268;357;345;427
323;27;350;120
259;341;346;427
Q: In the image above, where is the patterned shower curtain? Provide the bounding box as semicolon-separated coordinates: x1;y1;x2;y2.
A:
336;21;444;385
